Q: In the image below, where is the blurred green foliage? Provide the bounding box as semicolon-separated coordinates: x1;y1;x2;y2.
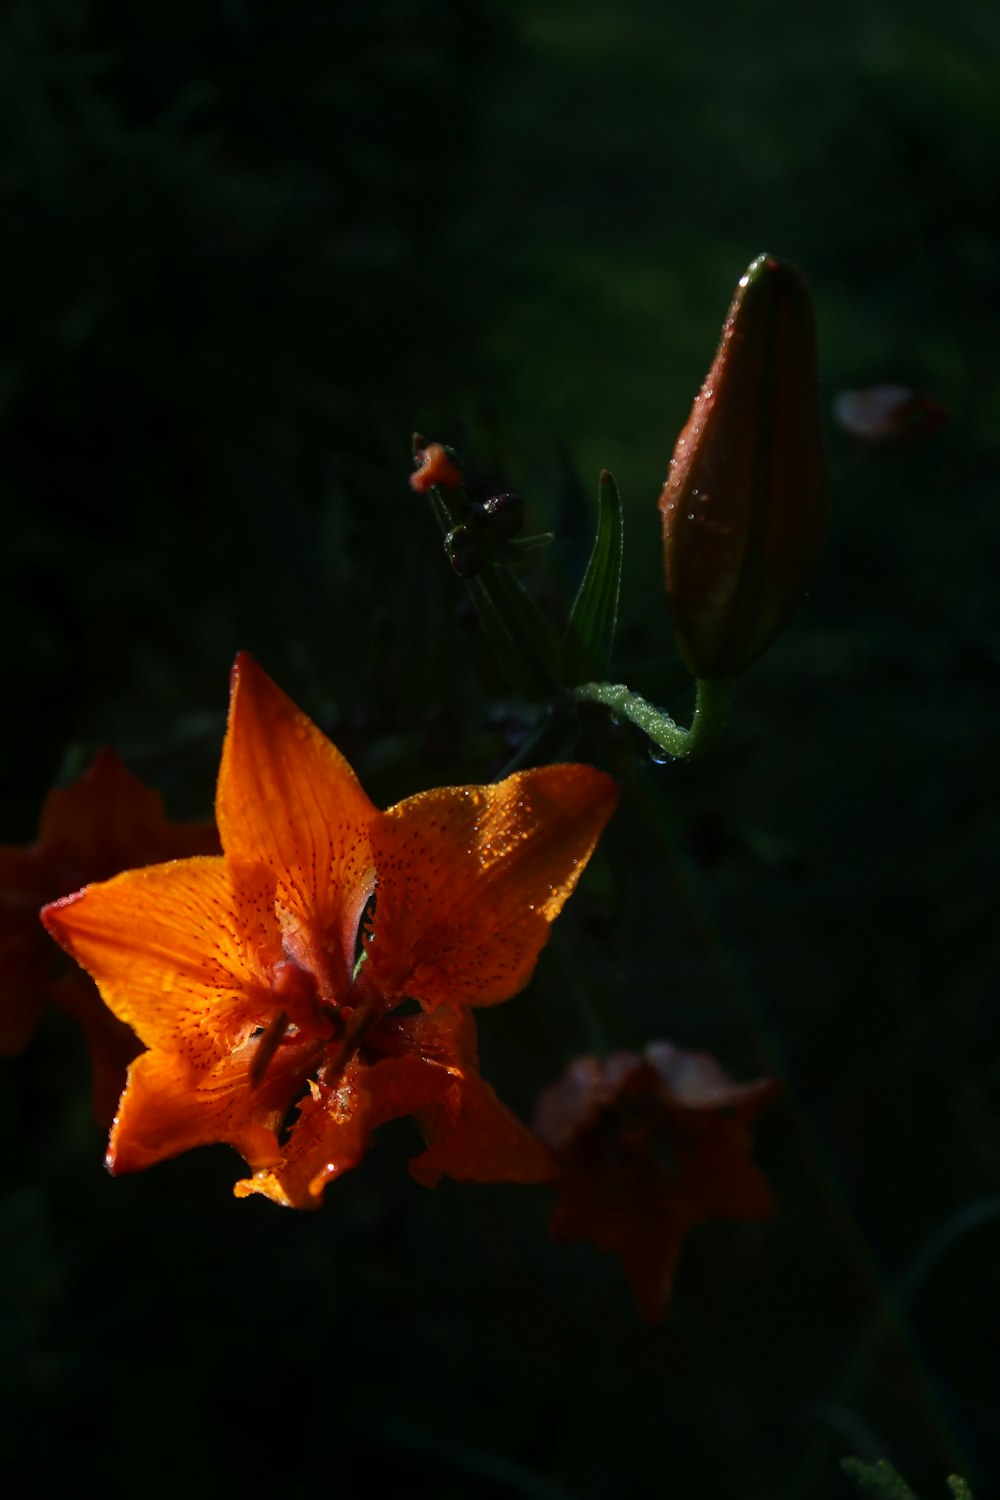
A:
2;2;1000;1498
842;1457;975;1499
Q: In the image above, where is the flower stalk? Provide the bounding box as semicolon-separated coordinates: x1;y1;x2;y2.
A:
412;437;561;699
415;251;825;762
573;676;735;760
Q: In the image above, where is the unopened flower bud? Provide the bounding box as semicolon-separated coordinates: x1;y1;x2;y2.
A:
659;254;827;679
410;441;463;493
444;524;487;577
480;492;525;541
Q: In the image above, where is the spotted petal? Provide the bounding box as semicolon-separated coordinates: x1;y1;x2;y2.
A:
108;1030;320;1174
382;1005;557;1187
50;971;140;1127
217;654;377;1002
365;764;618;1008
41;857;277;1060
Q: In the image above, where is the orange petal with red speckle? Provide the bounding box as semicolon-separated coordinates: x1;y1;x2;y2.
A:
217;654;377;1001
366;763;619;1008
384;1005;556;1186
107;1029;320;1175
50;971;141;1127
409;1067;557;1187
41;857;277;1060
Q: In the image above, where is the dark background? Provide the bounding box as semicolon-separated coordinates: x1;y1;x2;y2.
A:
2;2;998;1496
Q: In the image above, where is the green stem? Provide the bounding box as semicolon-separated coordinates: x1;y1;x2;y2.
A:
572;676;735;760
427;480;467;535
428;486;561;697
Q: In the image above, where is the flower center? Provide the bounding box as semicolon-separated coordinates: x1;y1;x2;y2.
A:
271;957;327;1033
248;950;391;1094
248;956;344;1089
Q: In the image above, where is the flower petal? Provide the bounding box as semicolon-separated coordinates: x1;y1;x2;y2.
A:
216;654;377;1000
365;764;619;1008
107;1030;319;1175
1;749;219;1059
663;1109;777;1222
37;746;219;881
536;1044;778;1321
645;1040;779;1118
50;971;141;1127
41;858;277;1060
616;1214;687;1323
409;1070;558;1187
379;1005;557;1187
235;1053;450;1207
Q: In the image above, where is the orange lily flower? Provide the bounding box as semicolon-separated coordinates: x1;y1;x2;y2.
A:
42;655;619;1207
535;1042;778;1321
0;748;218;1121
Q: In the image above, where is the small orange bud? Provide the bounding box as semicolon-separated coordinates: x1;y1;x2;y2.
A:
410;441;463;493
659;254;827;679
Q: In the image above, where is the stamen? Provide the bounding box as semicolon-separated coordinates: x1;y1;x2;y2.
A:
249;1009;290;1089
318;996;381;1088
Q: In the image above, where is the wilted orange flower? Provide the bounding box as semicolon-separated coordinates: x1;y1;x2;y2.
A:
535;1042;778;1321
0;748;218;1120
659;253;827;679
42;655;619;1207
410;441;463;492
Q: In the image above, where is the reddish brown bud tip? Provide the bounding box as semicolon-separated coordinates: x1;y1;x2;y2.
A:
410;441;463;493
659;254;827;679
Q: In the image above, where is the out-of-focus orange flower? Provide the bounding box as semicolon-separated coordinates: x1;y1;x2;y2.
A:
831;384;949;446
659;253;827;679
535;1042;778;1321
43;655;619;1207
0;749;219;1121
410;441;463;493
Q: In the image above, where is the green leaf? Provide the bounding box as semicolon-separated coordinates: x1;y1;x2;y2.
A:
841;1459;918;1500
561;469;623;683
470;564;563;698
841;1457;975;1499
